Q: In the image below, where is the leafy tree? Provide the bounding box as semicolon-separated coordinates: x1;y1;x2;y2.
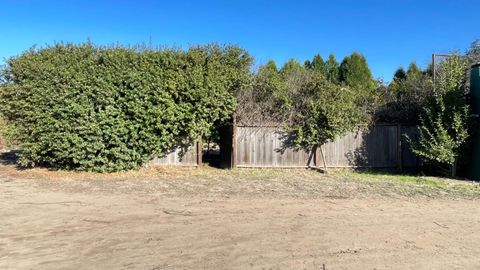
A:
339;52;376;93
407;55;470;177
325;54;340;84
291;72;369;148
0;43;252;172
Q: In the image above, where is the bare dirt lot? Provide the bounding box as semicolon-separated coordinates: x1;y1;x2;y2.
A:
1;161;480;269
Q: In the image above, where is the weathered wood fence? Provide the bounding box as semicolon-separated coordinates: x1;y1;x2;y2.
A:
149;142;201;167
148;124;420;170
233;124;420;169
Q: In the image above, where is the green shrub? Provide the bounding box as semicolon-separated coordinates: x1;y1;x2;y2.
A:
0;43;252;171
406;55;470;177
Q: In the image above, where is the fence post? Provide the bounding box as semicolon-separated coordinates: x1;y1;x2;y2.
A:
397;124;402;172
197;134;203;167
314;145;320;168
320;144;328;173
231;113;237;168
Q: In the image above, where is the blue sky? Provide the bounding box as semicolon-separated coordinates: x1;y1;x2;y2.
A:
0;0;479;81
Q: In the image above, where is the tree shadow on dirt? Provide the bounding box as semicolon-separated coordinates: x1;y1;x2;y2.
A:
276;130;316;167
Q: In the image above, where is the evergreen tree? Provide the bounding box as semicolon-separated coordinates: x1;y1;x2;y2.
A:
308;54;327;75
325;54;340;84
393;67;407;82
424;63;434;77
339;52;375;92
406;62;422;78
304;60;312;69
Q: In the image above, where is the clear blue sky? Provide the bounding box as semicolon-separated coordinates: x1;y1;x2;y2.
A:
1;0;479;81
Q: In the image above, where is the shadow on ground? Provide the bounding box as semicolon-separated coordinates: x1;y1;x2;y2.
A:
0;150;19;166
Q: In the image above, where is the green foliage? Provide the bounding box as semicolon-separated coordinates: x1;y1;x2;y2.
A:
235;60;290;124
407;55;470;176
280;59;305;78
290;72;369;147
0;42;252;171
305;54;327;75
0;115;18;148
377;72;433;124
339;52;375;93
325;54;340;84
393;67;407;82
466;38;480;65
238;53;370;144
406;62;422;78
255;60;284;103
410;100;469;170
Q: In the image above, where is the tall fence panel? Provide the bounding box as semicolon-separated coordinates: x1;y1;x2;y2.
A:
321;125;399;168
236;126;314;168
234;125;420;169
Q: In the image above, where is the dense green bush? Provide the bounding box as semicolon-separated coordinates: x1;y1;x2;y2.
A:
406;55;470;177
0;43;252;171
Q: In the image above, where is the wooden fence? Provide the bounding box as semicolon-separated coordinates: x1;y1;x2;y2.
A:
233;124;420;169
149;142;201;167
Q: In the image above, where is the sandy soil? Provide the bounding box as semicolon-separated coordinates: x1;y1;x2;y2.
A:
1;165;480;269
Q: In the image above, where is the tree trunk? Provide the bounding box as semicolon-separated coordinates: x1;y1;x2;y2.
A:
451;159;457;178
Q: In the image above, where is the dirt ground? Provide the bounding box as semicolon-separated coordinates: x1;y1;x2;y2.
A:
1;161;480;270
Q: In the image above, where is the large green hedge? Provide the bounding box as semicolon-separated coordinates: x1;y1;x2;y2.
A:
0;43;252;171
